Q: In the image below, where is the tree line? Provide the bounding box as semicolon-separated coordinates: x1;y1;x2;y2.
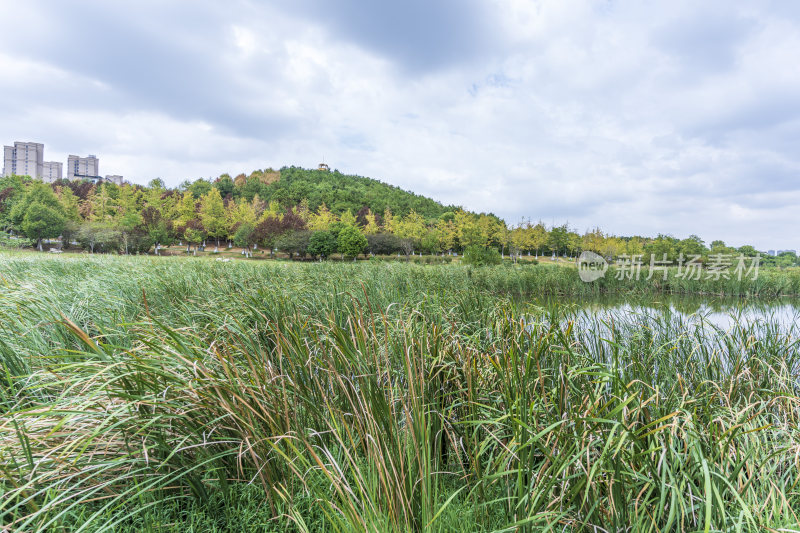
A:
0;167;794;265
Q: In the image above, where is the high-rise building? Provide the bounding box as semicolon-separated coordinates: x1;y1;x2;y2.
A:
67;154;99;180
42;161;63;182
3;141;44;179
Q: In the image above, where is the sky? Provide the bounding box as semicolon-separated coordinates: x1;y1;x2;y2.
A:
1;0;798;250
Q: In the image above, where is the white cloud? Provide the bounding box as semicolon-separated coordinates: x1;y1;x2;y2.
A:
0;0;798;249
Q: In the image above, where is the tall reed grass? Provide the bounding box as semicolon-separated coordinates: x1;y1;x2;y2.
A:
1;254;799;531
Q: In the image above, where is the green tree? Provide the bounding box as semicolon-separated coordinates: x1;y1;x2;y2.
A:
276;230;311;259
337;225;367;260
308;230;337;259
679;235;706;258
77;222;122;254
187;179;212;199
22;203;65;251
547;224;569;257
200;188;227;249
9;182;66;251
56;186;81;221
644;234;679;263
214;174;235;198
462;245;501;266
233;222;255;257
737;245;758;257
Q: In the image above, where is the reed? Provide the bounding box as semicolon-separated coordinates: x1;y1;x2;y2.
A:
1;254;798;531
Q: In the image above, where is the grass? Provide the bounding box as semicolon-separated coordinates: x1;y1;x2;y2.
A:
1;253;799;531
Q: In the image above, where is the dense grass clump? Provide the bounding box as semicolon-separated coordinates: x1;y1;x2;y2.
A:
1;254;799;531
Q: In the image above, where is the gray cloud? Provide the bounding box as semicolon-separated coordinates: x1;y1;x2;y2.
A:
275;0;500;73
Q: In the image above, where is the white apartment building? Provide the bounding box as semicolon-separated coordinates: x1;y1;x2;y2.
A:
3;141;44;179
105;174;124;185
67;154;99;180
42;161;63;182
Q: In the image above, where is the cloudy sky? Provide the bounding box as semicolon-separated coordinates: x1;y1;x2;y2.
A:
1;0;798;249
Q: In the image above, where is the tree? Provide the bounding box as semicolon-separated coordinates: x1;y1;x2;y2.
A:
528;222;548;257
56;186;81;222
177;191;197;225
77;222;122;254
366;233;402;256
115;185;144;254
9;182;66;251
179;219;205;254
509;222;531;262
200;188;226;249
363;209;380;235
0;175;26;230
679;235;706;257
644;234;678;263
22;204;65;251
187;179;212;199
737;245;758;257
547;224;569;258
276;230;311;259
393;210;427;256
233;222;255;257
436;218;456;253
307;230;337;259
308;203;336;230
454;210;483;249
339;209;357;227
462;245;501;266
214;174;235;198
383;207;395;234
337;225;367;260
141;206;171;252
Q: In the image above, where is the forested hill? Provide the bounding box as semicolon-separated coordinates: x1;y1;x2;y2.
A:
217;166;458;219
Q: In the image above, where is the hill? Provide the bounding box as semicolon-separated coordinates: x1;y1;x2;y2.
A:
224;166;458;219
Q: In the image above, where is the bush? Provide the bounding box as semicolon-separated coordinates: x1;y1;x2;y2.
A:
337;226;367;260
0;232;24;249
308;230;337;259
366;233;402;256
462;245;502;266
123;230;155;255
276;230;311;259
77;223;122;254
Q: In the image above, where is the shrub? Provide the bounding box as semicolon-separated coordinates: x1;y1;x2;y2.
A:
276;230;311;259
462;245;502;266
308;230;337;259
337;226;367;260
366;233;402;255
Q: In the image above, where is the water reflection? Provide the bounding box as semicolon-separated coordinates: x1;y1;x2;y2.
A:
529;295;800;333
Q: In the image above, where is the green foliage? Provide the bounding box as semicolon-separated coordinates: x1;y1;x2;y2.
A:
0;175;28;230
275;230;311;258
21;203;65;248
462;245;501;266
187;178;212;199
0;257;798;532
8;182;66;249
307;230;337;259
337;225;367;259
214;174;235;198
199;188;226;243
265;166;457;217
366;233;402;255
644;234;679;262
232;222;255;249
76;222;122;253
